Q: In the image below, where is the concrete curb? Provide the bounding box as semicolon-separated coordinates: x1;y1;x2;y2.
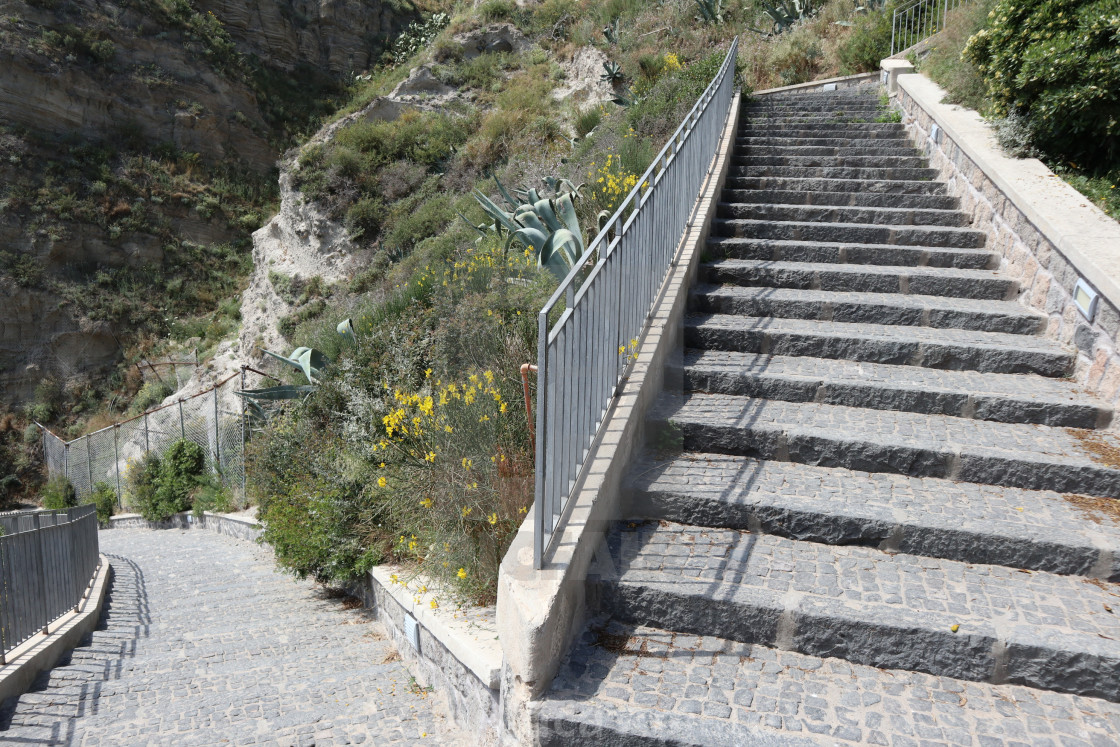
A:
0;555;111;703
494;90;743;743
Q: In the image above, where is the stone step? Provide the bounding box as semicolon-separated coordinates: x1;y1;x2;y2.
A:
590;521;1120;699
717;201;970;227
745;98;883;109
738;122;906;136
735;142;920;157
737;136;913;150
706;237;996;269
679;350;1107;427
725;175;946;195
539;621;1120;746
743;115;896;126
685;313;1073;376
690;285;1043;335
734;154;929;169
721;188;958;210
629;452;1120;576
731;164;940;180
738;132;912;146
712;219;986;249
745;105;886;117
700;260;1015;300
657;394;1120;498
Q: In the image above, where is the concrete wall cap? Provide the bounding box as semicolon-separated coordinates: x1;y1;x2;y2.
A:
369;565;501;690
897;73;1120;310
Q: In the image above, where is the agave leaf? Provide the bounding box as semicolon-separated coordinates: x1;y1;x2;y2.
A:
511;226;550;255
515;209;550;237
337;318;356;345
473;190;521;233
530;198;564;232
493;176;520;210
541;228;581;271
296;348;329;383
458;210;491;237
237;385;318;401
555;193;582;238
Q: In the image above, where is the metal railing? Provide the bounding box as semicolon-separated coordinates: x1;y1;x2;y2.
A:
532;37;739;568
40;371;248;505
891;0;972;56
0;505;100;662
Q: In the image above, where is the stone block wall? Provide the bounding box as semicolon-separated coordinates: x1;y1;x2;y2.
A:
895;82;1120;421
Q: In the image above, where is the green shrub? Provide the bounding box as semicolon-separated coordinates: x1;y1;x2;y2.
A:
89;481;116;526
41;476;76;510
128;440;207;521
837;4;894;74
192;476;234;517
131;379;173;414
962;0;1120;167
575;106;603;139
29;378;63;423
919;0;993;112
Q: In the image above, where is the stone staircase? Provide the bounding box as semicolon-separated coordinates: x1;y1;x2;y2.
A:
536;86;1120;744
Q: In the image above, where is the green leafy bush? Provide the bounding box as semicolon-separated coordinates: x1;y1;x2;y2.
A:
127;440;207;521
41;476;77;510
90;481;116;526
837;3;893;74
962;0;1120;166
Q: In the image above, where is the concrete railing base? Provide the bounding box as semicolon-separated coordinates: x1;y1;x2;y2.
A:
0;555;111;703
493;90;743;745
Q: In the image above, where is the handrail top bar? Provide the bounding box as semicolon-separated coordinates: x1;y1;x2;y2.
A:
537;38;739;320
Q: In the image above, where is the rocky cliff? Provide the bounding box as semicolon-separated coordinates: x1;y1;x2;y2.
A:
0;0;411;404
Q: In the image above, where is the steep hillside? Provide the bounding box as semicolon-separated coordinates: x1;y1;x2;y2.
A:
0;0;417;407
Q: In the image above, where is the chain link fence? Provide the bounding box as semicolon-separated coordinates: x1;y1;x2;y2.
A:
39;372;248;506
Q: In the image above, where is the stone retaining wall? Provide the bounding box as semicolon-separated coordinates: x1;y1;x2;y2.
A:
349;570;500;744
894;74;1120;420
106;512;263;542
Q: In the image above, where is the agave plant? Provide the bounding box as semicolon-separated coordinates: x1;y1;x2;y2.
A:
602;17;621;44
695;0;724;24
751;0;815;35
600;61;624;85
237;319;354;421
463;176;587;280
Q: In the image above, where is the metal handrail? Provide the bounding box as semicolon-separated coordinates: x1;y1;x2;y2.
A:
0;505;100;662
532;37;739;568
890;0;973;56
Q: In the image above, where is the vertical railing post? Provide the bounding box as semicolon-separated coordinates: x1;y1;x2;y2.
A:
240;369;247;498
179;400;186;439
85;437;93;496
113;425;122;508
213;386;221;471
144;413;150;453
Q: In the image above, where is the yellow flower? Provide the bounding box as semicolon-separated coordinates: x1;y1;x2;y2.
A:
461;506;472;517
430;599;439;610
457;567;467;579
488;513;498;525
377;476;387;488
425;451;436;463
420;497;433;508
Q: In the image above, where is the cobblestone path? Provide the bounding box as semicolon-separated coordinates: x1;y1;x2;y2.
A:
0;529;467;746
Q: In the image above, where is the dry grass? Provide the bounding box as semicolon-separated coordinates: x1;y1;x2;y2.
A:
1067;428;1120;469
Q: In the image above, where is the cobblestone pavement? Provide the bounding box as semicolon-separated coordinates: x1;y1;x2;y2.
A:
541;621;1120;745
0;529;467;746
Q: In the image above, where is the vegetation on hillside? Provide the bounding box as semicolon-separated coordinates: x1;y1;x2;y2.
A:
246;0;909;604
920;0;1120;221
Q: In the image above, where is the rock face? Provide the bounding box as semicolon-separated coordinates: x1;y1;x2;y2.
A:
199;0;402;73
0;0;407;170
0;279;118;402
0;0;408;404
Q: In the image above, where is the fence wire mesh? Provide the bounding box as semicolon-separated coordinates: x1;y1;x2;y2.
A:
39;374;246;507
